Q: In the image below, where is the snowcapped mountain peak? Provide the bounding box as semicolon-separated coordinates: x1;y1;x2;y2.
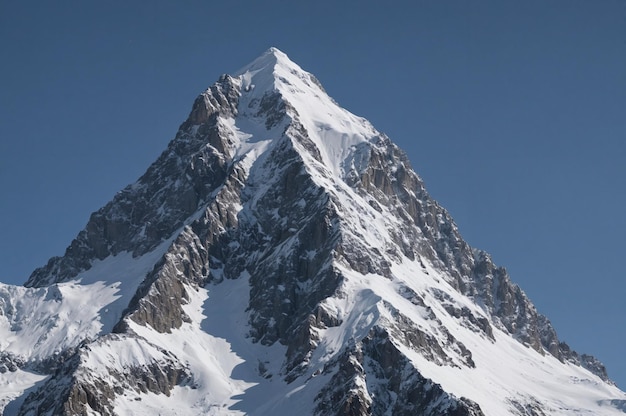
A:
229;47;379;179
3;49;625;415
233;47;283;94
233;46;314;93
180;47;380;181
234;46;290;77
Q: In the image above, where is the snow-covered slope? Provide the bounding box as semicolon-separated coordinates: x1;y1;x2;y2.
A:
1;48;624;415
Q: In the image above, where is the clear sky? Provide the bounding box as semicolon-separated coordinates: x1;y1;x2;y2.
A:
1;1;624;388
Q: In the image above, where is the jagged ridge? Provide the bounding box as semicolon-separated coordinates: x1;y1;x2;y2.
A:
1;48;623;415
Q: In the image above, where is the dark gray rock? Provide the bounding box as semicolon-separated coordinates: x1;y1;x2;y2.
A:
315;326;484;416
16;335;191;416
8;50;617;415
25;74;241;288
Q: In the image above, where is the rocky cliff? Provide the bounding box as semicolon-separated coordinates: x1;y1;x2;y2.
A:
1;48;624;415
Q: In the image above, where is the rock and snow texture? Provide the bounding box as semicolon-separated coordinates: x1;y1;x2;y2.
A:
1;47;625;415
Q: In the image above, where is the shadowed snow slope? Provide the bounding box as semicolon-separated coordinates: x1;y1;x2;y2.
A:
1;48;624;415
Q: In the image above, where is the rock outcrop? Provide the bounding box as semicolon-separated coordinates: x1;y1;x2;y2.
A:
2;48;623;415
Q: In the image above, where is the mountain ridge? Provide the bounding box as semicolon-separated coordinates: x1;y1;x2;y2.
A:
2;47;624;415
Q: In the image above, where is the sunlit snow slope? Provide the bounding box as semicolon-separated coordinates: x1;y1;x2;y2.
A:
1;48;624;416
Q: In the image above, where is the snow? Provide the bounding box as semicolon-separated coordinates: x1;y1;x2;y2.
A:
0;222;193;411
100;206;626;415
218;116;274;167
296;148;626;415
234;47;378;179
72;47;626;414
303;255;626;415
225;48;626;412
389;259;626;415
2;47;625;415
0;369;48;414
0;238;171;362
113;272;330;415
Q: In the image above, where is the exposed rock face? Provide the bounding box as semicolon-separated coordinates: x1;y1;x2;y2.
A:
16;335;191;416
347;129;611;382
0;352;23;374
316;327;484;416
1;48;623;415
25;75;241;288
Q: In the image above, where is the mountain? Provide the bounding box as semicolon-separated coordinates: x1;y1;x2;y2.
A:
1;47;624;415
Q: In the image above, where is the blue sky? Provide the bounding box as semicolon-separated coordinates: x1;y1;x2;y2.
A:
1;1;624;388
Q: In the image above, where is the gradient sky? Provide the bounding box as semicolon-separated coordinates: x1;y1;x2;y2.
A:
1;1;624;388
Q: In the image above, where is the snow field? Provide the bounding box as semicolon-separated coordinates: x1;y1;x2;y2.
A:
116;273;334;415
2;47;624;415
